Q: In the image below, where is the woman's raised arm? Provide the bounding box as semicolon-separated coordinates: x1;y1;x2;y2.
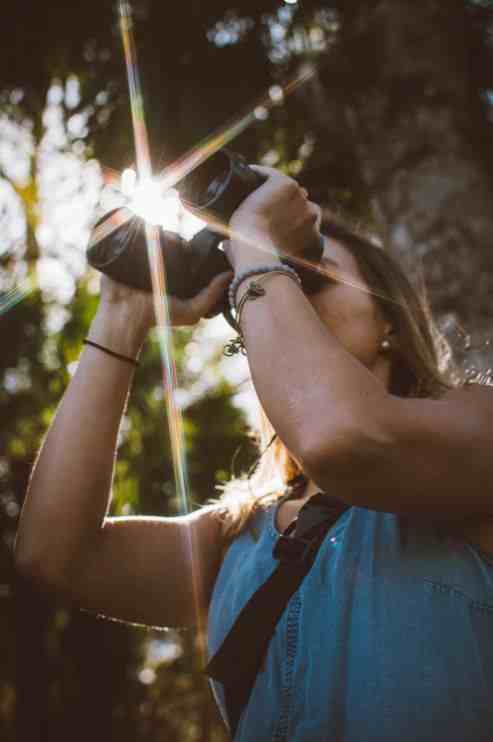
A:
14;273;231;628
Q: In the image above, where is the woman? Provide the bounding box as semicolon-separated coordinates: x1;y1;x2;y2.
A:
15;167;493;741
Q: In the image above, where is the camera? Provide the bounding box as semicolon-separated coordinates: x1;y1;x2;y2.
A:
87;149;326;328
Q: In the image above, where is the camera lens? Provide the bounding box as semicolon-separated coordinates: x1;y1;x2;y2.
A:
180;151;231;208
205;169;230;202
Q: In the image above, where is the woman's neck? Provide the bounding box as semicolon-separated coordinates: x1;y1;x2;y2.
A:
288;474;324;501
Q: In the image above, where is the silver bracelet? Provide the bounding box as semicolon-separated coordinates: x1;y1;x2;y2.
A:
228;264;301;315
222;269;302;357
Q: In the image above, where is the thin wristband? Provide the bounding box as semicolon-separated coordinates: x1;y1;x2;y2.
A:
83;338;140;367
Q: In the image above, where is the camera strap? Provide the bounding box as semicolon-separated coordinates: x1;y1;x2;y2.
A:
205;491;349;737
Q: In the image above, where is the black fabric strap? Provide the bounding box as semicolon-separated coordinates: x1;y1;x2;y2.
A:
206;493;349;738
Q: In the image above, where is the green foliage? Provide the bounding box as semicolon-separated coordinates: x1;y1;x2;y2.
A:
2;256;248;737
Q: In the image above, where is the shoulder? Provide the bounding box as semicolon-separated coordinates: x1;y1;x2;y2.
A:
440;380;493;415
185;503;226;551
309;381;493;518
444;379;493;397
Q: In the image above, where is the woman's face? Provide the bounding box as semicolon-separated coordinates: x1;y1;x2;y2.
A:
306;236;393;387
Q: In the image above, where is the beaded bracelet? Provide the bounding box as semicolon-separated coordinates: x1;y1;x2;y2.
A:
223;268;302;357
228;263;301;316
236;270;301;328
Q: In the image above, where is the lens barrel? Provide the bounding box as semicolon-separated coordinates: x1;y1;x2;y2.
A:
179;149;266;222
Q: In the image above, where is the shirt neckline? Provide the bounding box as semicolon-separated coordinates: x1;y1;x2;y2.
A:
268;493;293;539
269;491;348;539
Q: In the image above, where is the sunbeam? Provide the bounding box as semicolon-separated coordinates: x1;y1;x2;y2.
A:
0;273;37;316
118;0;207;653
91;57;401;309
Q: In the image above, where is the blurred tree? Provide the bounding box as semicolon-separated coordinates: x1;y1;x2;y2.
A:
0;53;253;742
329;0;493;366
3;1;493;335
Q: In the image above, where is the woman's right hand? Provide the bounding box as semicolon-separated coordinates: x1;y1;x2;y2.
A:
98;269;234;333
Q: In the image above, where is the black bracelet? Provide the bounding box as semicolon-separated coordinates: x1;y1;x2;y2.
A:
83;339;140;367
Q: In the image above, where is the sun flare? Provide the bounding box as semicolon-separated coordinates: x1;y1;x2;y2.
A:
122;169;182;231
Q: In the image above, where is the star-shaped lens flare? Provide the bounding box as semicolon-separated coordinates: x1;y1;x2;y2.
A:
119;0;208;647
0;272;37;316
91;53;398;307
115;2;405;656
118;0;205;505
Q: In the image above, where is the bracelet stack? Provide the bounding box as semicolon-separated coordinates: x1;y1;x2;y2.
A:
228;263;301;315
223;264;302;357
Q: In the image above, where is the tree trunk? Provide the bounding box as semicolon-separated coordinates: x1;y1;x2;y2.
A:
337;0;493;362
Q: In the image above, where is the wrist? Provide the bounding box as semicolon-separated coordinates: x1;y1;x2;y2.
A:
232;246;282;276
90;306;148;359
230;265;302;323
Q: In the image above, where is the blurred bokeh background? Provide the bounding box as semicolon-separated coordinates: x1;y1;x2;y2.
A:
3;1;493;739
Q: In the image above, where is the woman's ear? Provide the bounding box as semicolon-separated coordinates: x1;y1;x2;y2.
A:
388;327;399;348
380;325;398;355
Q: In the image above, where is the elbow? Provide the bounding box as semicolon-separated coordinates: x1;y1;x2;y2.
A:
14;556;58;597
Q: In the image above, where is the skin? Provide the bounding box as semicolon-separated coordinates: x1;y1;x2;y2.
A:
302;238;394;499
225;164;394;509
278;237;394;520
306;238;393;391
228;167;493;527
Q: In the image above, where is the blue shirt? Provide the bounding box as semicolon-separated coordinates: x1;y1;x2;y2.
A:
208;502;493;741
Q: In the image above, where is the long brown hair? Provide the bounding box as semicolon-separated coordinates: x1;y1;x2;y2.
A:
211;220;462;543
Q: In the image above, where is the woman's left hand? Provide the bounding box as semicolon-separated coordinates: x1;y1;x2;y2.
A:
224;165;322;271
